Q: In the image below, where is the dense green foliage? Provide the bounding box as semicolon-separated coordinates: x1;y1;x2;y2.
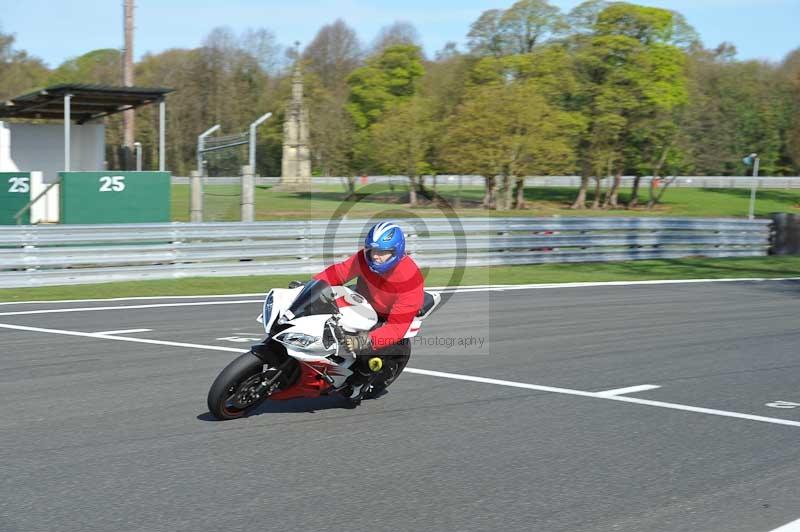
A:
1;1;799;211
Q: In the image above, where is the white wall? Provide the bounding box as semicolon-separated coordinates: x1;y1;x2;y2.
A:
0;121;105;183
29;172;60;224
0;123;11;172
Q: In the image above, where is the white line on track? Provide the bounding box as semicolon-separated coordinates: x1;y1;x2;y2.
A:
770;517;800;531
2;277;798;306
405;369;800;428
0;300;262;317
2;321;799;429
92;328;152;335
434;277;800;294
0;293;268;306
595;384;661;397
0;322;242;353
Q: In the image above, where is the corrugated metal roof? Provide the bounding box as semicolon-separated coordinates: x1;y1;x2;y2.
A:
0;84;175;123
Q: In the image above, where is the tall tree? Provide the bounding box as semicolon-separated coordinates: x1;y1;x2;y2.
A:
370;96;435;206
467;9;508;57
135;27;281;175
467;1;564;57
681;47;794;176
500;0;565;54
49;48;121;85
782;48;800;172
441;79;583;210
49;49;126;168
302;19;361;95
0;29;49;101
346;44;425;129
301;20;362;177
346;44;425;173
371;22;422;54
304;71;356;177
566;0;609;34
568;3;689;209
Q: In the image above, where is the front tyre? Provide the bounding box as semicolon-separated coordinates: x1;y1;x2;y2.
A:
207;352;268;420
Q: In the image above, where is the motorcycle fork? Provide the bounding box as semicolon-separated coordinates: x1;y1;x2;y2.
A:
258;357;295;396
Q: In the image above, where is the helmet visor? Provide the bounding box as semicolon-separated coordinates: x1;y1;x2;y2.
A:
366;247;396;265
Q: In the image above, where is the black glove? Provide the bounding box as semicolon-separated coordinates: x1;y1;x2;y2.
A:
344;331;372;355
288;280;305;289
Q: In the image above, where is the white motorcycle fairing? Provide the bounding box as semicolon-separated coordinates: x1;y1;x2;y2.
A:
256;282;441;392
272;315;356;388
330;286;379;333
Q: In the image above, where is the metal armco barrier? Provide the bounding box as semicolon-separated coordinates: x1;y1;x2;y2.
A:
771;213;800;255
0;217;772;288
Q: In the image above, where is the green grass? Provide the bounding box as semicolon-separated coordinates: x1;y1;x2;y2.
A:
170;183;800;222
1;257;798;303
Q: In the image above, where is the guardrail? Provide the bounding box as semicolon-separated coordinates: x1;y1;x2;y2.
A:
0;218;772;288
172;175;800;189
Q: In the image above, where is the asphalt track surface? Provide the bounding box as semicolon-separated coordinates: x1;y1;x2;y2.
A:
1;280;799;532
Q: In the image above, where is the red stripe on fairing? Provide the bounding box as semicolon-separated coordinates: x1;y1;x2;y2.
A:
335;296;353;308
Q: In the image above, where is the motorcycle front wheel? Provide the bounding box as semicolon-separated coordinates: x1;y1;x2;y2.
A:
207;352;270;420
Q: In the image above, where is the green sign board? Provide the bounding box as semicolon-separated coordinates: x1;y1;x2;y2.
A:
0;172;31;225
60;171;171;224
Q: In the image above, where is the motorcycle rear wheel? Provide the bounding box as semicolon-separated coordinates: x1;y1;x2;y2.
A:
207;352;270;420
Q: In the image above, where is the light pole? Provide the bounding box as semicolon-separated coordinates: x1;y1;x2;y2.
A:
742;153;760;220
197;124;220;176
249;112;272;174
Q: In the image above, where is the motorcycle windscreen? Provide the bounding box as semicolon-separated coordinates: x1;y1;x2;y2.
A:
287;279;338;318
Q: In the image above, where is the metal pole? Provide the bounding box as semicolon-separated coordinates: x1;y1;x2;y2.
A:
248;112;272;174
134;142;142;171
159;99;166;171
190;170;203;223
64;94;72;171
748;156;760;221
241;165;254;222
122;0;135;169
197;124;220;176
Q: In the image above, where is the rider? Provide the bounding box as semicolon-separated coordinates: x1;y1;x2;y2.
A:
312;221;424;403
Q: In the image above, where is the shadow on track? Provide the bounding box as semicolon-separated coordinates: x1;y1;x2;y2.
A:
196;392;391;421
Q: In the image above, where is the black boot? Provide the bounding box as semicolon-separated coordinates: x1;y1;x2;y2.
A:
343;357;382;406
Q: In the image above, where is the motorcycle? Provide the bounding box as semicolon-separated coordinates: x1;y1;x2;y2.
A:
207;279;441;420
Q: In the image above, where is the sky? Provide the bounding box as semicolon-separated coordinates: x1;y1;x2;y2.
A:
1;0;798;69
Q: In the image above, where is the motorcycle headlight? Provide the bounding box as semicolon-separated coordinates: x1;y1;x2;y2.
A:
263;293;274;321
278;332;319;348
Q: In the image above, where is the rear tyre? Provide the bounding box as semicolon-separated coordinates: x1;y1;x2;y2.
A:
207;352;268;420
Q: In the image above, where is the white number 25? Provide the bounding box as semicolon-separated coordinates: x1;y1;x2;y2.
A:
8;177;30;193
99;175;126;192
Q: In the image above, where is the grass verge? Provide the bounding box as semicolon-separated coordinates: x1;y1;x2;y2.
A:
171;184;800;222
1;256;798;303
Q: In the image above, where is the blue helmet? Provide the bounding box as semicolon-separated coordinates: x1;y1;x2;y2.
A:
364;221;406;275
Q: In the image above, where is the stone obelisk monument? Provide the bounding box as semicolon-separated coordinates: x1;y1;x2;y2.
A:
278;62;311;190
